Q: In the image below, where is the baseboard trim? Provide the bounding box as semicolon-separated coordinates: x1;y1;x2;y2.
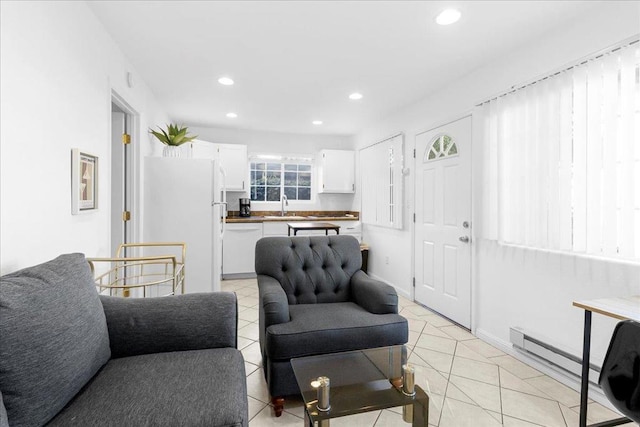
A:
222;273;257;280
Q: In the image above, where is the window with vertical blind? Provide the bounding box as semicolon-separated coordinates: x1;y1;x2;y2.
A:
360;134;404;229
475;40;639;261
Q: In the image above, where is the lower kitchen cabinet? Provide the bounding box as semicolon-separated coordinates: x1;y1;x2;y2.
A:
262;221;290;236
337;220;362;242
223;220;362;277
222;223;263;277
263;220;361;240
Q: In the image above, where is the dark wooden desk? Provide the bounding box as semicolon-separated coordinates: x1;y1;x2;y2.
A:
572;296;640;427
287;222;340;236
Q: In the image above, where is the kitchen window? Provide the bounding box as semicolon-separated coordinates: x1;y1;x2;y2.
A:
250;161;312;202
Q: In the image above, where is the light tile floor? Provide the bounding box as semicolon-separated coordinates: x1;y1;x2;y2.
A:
222;279;634;427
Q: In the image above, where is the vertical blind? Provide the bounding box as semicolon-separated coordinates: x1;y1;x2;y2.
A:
360;134;404;229
475;41;640;261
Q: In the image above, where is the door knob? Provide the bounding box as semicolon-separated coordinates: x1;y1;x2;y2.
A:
459;236;470;243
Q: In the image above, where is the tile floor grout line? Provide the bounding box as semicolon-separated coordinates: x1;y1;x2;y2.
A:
435;339;458;427
495;366;577;406
497;361;504;425
504;413;548;426
372;408;384;426
557;400;571;427
229;278;593;427
445;361;503;389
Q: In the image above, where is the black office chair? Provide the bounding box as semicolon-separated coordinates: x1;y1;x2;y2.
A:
599;320;640;424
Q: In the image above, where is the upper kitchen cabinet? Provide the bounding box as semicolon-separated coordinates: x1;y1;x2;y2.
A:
218;144;248;191
318;149;355;193
191;141;248;191
190;140;218;159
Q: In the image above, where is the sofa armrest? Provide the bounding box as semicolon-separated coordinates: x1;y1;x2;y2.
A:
350;270;399;314
99;292;238;359
257;275;290;328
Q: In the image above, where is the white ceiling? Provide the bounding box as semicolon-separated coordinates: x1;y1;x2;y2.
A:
88;1;603;136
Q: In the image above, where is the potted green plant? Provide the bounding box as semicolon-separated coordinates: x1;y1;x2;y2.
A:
149;124;198;157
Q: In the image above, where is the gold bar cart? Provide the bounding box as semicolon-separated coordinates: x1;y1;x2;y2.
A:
88;242;186;298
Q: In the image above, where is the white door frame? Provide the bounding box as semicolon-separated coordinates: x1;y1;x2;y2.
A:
412;113;475;331
111;91;140;254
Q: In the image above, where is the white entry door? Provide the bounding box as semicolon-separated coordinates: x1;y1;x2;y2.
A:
414;116;472;328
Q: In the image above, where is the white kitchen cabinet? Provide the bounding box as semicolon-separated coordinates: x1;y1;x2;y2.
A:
190;140;218;159
222;223;263;277
218;144;248;191
338;220;362;242
262;221;289;236
263;220;359;240
190;141;248;191
318;149;355;193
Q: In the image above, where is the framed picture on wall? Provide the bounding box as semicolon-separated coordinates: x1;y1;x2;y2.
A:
71;149;98;214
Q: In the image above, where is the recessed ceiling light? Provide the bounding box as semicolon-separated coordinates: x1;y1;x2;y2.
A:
436;8;461;25
226;112;238;118
349;92;363;100
218;77;234;86
312;120;323;125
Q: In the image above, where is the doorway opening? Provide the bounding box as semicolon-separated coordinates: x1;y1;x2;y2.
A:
110;95;137;258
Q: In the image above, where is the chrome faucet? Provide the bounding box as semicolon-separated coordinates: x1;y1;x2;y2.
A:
281;194;288;216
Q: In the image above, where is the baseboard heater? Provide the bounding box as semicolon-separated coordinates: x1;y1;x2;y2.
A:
510;327;601;384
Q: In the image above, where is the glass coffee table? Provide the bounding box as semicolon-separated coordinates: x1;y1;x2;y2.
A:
291;345;429;426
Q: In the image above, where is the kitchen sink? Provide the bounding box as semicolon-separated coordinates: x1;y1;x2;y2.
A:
262;215;308;220
306;215;355;219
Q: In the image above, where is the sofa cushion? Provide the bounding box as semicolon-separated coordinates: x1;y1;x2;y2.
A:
0;253;111;426
0;391;7;427
48;348;248;427
265;302;408;360
100;292;238;359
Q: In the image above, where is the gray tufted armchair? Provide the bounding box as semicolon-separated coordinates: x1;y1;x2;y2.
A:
255;235;408;416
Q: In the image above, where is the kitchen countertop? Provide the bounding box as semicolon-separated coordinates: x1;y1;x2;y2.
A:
226;211;359;223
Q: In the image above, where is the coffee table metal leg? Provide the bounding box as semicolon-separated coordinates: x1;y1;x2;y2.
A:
412;388;429;427
403;403;413;423
305;410;330;427
307;417;330;427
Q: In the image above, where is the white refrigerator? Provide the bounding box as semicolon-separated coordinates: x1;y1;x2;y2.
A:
144;157;226;293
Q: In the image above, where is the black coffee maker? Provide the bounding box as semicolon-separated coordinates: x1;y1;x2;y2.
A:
239;198;251;217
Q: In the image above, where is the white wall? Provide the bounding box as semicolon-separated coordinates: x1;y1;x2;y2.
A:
354;2;640;362
189;125;356;212
0;1;168;274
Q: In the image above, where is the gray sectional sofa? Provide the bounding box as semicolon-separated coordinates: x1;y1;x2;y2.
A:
0;253;248;427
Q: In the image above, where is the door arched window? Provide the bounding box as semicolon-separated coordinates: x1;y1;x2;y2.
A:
425;134;458;161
